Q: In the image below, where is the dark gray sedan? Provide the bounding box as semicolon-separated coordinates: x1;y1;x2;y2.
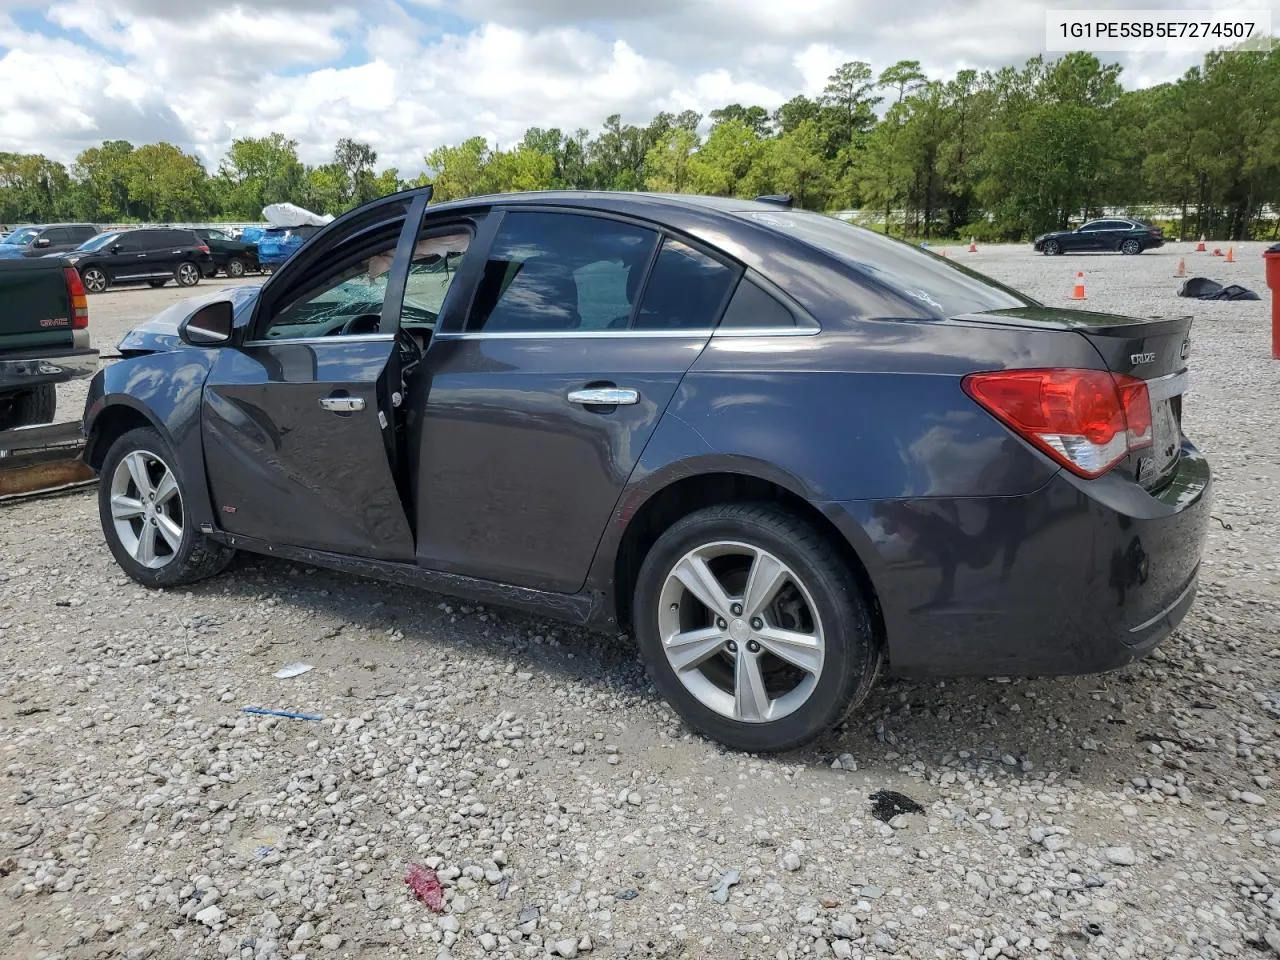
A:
82;187;1210;753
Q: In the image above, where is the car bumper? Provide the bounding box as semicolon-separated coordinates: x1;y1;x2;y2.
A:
822;439;1212;677
0;344;99;392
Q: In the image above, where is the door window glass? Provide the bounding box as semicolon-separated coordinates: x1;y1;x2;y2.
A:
633;238;739;330
263;236;402;340
396;230;472;331
466;211;657;333
113;233;143;253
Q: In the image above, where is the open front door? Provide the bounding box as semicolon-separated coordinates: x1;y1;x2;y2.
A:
200;192;429;562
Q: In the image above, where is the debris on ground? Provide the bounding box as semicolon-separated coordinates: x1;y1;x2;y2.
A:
710;868;741;904
1178;277;1260;300
273;662;314;679
404;863;445;911
868;790;925;822
240;706;323;721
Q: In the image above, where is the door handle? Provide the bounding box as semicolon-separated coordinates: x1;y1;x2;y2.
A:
567;387;639;406
319;396;366;412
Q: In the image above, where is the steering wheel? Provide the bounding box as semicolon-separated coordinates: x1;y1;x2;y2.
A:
338;313;381;336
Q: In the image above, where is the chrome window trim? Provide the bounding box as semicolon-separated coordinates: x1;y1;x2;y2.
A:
432;324;820;341
241;333;395;347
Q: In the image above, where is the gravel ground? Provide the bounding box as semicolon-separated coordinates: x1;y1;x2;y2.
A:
1;244;1278;960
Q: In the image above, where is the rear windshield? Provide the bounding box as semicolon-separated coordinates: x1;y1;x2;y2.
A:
740;209;1036;316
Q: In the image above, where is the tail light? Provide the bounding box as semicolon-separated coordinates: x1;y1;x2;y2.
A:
197;243;211;254
962;368;1153;479
63;267;89;329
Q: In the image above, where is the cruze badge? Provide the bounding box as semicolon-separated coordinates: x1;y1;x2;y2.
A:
1130;352;1156;365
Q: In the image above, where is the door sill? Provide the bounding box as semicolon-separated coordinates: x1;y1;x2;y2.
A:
205;530;606;627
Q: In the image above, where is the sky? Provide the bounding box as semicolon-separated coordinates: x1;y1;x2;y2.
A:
0;0;1264;176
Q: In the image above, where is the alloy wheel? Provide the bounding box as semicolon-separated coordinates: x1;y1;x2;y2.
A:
82;268;107;293
178;263;199;285
657;540;825;723
227;259;246;278
109;450;183;569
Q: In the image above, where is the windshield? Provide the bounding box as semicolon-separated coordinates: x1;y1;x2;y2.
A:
2;228;39;246
75;232;122;252
742;209;1036;316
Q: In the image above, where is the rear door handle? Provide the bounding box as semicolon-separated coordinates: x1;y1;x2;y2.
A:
567;387;639;406
319;396;365;412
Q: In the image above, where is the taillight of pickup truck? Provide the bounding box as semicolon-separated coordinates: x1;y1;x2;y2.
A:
64;267;88;329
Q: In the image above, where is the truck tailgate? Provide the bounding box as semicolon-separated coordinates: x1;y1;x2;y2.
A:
0;259;75;351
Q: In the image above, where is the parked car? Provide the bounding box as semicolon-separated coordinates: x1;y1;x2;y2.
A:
0;259;96;429
82;188;1209;753
1034;218;1165;255
60;227;216;293
255;224;321;271
192;227;260;278
0;223;98;259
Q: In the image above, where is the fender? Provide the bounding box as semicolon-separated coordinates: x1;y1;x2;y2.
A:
582;411;891;623
84;347;220;530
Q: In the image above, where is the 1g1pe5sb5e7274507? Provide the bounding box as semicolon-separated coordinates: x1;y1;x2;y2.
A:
81;187;1210;753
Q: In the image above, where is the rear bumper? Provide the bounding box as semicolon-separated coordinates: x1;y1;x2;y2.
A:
823;440;1211;677
0;346;99;393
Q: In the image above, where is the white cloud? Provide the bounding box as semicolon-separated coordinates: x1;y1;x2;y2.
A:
0;0;1232;177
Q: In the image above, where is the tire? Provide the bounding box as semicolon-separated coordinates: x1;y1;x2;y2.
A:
175;261;201;287
632;503;882;753
148;280;168;288
97;426;234;588
1042;239;1062;256
0;385;56;430
81;266;109;294
225;257;246;278
1120;239;1142;255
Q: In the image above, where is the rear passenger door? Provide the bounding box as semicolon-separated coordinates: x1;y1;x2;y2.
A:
415;208;743;593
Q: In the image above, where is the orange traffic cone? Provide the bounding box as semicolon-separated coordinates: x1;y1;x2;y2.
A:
1212;247;1224;257
1174;258;1186;277
1225;246;1235;263
1070;271;1086;300
968;237;978;253
1195;235;1206;252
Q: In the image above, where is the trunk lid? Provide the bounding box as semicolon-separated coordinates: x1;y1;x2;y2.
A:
955;307;1192;491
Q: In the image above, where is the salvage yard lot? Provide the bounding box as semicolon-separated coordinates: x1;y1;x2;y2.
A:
1;242;1278;960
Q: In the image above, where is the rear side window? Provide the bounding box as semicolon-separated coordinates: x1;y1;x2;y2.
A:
633;238;739;331
43;228;71;243
718;278;799;329
74;226;96;241
743;209;1034;317
161;230;197;246
467;211;657;333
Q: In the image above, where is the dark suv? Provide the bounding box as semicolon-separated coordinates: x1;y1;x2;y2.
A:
60;228;216;293
193;228;260;278
0;223;98;259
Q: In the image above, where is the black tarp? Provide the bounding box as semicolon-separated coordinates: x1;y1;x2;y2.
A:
1177;276;1260;301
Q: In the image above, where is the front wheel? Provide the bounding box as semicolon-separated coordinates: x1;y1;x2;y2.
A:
1120;239;1142;255
633;503;882;753
97;426;234;587
225;257;246;278
81;267;108;293
1042;239;1062;256
175;261;201;287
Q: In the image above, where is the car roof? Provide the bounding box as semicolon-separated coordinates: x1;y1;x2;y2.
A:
427;189;791;219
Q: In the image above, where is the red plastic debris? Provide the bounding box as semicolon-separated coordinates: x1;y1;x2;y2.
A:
404;864;445;912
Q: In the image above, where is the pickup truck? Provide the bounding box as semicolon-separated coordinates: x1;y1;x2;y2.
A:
0;259;98;430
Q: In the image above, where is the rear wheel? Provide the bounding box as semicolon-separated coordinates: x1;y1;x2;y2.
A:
633;503;882;753
97;426;234;587
1042;239;1062;256
1120;238;1142;255
81;267;108;293
0;385;56;430
225;257;246;278
175;261;201;287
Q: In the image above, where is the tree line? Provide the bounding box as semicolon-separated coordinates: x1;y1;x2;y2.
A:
2;44;1278;241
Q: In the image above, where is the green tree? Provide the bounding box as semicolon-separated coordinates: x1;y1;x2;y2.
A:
645;128;700;192
334;137;379;208
217;134;306;219
126;143;209;221
424;137;490;201
72;140;136;220
708;104;772;137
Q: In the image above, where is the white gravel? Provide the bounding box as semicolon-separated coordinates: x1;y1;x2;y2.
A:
3;243;1278;959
